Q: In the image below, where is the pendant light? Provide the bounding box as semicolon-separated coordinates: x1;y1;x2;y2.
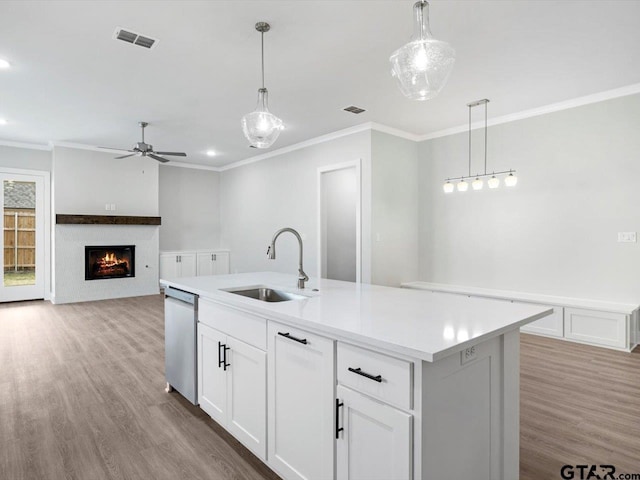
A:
241;22;283;149
443;99;518;193
390;1;456;101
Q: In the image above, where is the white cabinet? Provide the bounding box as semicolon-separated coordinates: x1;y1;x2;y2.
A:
159;252;196;279
336;385;412;480
520;305;564;338
267;321;335;480
196;251;230;276
198;322;266;460
564;307;628;349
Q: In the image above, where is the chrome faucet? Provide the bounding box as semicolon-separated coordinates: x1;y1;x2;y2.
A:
267;227;309;289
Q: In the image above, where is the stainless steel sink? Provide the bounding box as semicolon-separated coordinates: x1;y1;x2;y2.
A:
225;287;307;302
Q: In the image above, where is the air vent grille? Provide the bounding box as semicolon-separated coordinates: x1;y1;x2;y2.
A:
344;105;366;114
114;27;158;49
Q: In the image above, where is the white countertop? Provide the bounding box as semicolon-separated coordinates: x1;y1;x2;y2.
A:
401;281;639;315
161;272;552;362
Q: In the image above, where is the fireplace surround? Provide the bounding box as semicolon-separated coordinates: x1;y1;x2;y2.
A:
85;245;135;280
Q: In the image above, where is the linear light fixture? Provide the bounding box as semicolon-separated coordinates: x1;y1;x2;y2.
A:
443;99;517;193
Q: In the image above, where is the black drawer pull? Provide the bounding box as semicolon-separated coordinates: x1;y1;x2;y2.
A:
218;342;231;370
335;399;344;439
278;332;308;345
348;367;382;383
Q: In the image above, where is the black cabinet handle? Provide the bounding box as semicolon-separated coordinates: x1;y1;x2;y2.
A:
278;332;308;345
218;342;231;370
348;367;382;383
335;399;344;439
218;341;225;369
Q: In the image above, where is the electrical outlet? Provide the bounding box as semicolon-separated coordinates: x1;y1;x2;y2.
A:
105;203;110;211
461;346;477;365
618;232;637;243
111;204;116;211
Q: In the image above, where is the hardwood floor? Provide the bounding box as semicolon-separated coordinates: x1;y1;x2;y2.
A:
1;296;638;479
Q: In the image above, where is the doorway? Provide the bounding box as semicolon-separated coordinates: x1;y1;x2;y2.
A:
1;170;47;302
318;160;361;283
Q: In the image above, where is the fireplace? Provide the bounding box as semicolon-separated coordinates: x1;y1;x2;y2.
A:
85;245;135;280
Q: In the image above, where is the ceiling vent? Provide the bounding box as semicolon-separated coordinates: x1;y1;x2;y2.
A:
343;106;366;114
114;27;158;49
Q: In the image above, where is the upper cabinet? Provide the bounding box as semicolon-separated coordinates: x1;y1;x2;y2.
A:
197;251;230;276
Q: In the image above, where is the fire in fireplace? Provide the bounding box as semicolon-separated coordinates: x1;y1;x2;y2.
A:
85;245;135;280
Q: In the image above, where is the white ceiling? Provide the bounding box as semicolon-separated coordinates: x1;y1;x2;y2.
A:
0;0;639;167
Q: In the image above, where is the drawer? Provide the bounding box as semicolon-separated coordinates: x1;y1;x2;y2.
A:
337;342;413;410
198;298;267;350
520;305;563;338
564;307;628;349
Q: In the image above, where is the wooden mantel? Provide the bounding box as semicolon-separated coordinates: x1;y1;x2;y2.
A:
56;214;161;226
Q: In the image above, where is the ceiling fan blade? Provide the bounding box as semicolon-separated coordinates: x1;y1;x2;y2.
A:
155;151;187;157
148;153;170;163
114;153;136;159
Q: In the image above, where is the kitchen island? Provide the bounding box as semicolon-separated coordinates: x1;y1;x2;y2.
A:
161;272;552;480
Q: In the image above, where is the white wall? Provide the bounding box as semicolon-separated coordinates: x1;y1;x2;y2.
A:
418;93;640;303
220;131;372;283
159;165;221;251
53;146;158;215
0;144;52;171
371;131;419;287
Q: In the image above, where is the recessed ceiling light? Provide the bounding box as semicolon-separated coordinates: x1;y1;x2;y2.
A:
206;150;216;157
0;119;7;126
0;59;10;69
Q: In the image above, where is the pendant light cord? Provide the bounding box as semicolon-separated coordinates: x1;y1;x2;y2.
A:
468;105;471;177
484;101;488;175
261;31;265;89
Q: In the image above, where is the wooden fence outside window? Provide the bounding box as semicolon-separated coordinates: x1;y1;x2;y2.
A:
3;209;36;271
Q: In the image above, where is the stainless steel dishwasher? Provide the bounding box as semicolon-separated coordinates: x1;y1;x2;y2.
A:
164;286;198;405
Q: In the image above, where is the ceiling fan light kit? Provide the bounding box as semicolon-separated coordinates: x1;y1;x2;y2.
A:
390;0;456;101
443;99;518;193
241;21;284;149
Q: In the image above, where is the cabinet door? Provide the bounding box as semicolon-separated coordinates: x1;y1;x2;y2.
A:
268;322;335;480
213;252;230;275
336;385;412;480
520;305;563;338
197;323;227;424
159;254;178;280
196;253;215;276
226;337;267;460
178;253;197;277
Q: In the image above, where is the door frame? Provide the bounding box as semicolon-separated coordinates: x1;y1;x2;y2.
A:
0;167;51;301
316;159;362;283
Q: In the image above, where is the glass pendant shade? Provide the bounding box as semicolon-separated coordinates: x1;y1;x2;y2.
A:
241;88;283;149
390;1;455;101
457;179;468;192
488;175;500;189
443;180;454;193
504;172;518;187
472;178;483;190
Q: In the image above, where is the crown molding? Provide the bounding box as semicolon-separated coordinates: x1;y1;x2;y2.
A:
369;122;422;142
418;82;640;141
0;139;51;151
218;123;375;172
160;161;221;172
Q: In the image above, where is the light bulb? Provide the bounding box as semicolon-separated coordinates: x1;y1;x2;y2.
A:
457;179;468;192
389;1;455;101
505;172;518;187
488;175;500;189
472;177;483;190
443;180;454;193
241;88;283;149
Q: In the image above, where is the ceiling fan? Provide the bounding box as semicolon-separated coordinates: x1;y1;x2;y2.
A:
100;122;187;163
